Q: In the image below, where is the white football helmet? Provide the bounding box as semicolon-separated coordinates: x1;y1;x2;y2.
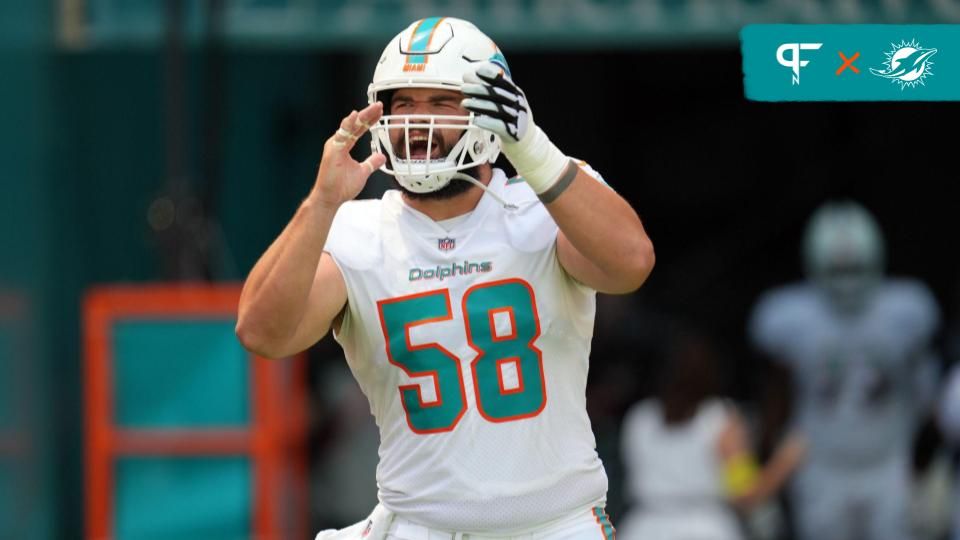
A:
803;201;886;313
368;17;509;193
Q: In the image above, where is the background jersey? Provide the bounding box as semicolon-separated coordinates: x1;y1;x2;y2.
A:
621;399;729;503
748;280;939;466
323;168;608;532
619;399;743;540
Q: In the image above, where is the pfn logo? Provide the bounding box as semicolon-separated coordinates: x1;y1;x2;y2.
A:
777;43;823;85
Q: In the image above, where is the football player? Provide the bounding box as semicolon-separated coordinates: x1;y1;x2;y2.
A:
237;17;655;540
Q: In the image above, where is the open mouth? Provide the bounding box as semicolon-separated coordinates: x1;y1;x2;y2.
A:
402;133;442;160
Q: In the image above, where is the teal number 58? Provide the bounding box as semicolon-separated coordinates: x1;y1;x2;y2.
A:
376;279;546;434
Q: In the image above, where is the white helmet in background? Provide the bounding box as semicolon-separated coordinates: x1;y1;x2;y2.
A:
803;200;886;313
368;17;509;193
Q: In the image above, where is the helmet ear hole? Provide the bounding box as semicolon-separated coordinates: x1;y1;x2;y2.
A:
465;130;501;164
469;136;485;159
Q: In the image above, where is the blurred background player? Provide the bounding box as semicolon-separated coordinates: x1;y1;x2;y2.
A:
938;362;960;540
236;17;654;540
749;201;941;540
619;329;803;540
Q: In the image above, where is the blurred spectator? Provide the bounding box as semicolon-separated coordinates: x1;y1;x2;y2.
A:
749;201;940;540
619;330;802;540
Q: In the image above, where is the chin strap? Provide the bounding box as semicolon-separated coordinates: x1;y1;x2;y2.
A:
452;173;519;211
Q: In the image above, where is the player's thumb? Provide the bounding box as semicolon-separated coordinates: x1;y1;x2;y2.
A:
361;153;387;177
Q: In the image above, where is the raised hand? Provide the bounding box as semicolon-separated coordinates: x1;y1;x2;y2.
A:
313;102;387;207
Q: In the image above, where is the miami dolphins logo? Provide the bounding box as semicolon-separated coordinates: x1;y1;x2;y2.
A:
870;39;937;89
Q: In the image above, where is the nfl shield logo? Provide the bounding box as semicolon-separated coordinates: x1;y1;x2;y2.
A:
438;237;455;251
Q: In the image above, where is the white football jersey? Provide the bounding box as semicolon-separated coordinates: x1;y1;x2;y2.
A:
749;280;939;466
621;399;730;503
619;399;743;540
324;168;608;532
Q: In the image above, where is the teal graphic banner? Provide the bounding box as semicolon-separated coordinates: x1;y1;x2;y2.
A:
741;25;960;101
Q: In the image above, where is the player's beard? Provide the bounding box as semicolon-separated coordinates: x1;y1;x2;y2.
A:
390;130;479;201
397;168;479;201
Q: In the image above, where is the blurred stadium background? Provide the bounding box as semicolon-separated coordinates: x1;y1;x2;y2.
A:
3;0;960;538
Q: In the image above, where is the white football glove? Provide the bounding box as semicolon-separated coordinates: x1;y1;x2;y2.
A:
462;63;572;196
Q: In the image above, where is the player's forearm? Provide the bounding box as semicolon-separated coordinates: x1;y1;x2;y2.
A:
546;169;655;292
748;432;806;503
236;195;338;354
727;432;805;512
459;65;652;290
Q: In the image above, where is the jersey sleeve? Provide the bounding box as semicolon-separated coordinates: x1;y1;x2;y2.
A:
888;279;941;347
572;158;611;189
748;287;805;366
323;199;382;271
